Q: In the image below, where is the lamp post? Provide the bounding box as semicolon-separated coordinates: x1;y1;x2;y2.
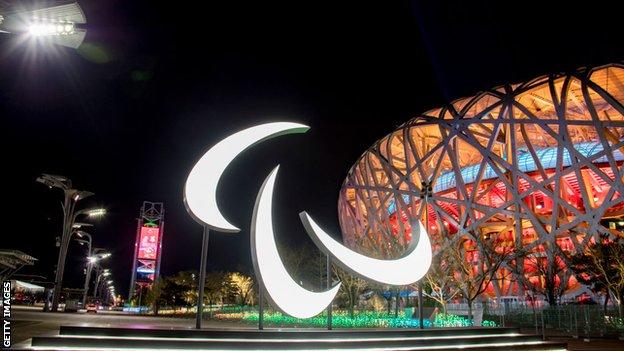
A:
74;230;92;306
65;210;106;308
93;269;111;298
108;286;116;306
36;174;98;311
77;234;110;307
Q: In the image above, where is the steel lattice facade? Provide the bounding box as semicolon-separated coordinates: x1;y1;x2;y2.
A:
338;63;624;299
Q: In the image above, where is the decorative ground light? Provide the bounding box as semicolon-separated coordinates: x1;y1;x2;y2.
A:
214;309;497;328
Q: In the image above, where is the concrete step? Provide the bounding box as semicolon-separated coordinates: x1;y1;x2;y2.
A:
29;326;568;350
59;325;522;339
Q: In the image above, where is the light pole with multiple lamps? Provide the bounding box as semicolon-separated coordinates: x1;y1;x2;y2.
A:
37;174;87;311
76;236;111;307
93;268;111;298
37;173;107;311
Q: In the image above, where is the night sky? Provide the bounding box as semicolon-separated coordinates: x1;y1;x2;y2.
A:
2;1;622;297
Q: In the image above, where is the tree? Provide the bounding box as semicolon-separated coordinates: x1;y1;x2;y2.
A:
448;235;512;321
143;278;168;315
278;243;320;289
332;265;368;317
571;236;624;317
168;271;197;308
204;271;234;308
420;250;460;314
511;244;570;307
229;272;254;306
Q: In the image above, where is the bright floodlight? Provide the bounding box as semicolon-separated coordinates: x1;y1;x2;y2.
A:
87;256;97;263
184;122;309;233
28;22;74;36
102;272;111;277
0;2;87;48
300;213;432;286
250;166;340;319
86;208;106;217
106;280;113;285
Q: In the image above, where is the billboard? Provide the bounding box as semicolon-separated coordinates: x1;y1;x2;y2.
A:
136;260;156;282
135;225;160;284
138;226;159;260
129;202;164;300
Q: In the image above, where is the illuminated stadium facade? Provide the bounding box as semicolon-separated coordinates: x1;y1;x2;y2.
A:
338;63;624;301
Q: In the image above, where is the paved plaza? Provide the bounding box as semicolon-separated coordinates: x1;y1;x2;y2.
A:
8;307;623;350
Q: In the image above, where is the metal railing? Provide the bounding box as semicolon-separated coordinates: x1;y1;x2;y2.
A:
486;305;624;339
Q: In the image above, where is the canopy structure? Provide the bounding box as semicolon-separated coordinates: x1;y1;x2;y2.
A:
11;280;45;292
339;63;624;299
0;250;37;281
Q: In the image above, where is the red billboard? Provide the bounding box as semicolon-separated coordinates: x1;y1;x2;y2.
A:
138;226;159;260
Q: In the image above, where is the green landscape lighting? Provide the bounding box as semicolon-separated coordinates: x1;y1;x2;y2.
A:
214;309;497;329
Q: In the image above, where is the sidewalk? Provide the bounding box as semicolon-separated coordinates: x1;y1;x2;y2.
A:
548;337;624;351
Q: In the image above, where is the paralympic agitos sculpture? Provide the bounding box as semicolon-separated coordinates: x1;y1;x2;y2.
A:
184;122;432;319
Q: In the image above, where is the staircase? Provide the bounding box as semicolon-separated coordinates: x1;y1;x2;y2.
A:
29;326;567;350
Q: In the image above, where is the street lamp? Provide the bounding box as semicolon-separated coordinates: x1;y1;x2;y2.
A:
74;229;92;306
76;233;111;307
75;208;106;220
36;174;100;311
93;269;111;298
73;222;93;229
0;1;87;49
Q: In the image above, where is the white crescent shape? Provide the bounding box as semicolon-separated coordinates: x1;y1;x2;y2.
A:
251;166;341;319
184;122;309;232
299;212;432;286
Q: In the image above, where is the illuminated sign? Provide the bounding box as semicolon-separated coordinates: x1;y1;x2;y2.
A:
138;226;159;260
184;122;310;232
186;122;432;319
251;167;340;318
300;212;432;286
136;260;156;283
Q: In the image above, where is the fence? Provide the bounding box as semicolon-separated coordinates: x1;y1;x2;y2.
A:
488;305;623;339
146;302;624;337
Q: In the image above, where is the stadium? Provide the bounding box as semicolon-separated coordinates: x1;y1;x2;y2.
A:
338;63;624;302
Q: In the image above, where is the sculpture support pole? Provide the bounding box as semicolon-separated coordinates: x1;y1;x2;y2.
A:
418;282;424;329
419;188;428;329
196;226;209;329
258;286;264;330
395;288;400;318
327;254;332;330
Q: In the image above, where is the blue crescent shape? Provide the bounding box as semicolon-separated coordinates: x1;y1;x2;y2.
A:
251;166;341;318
